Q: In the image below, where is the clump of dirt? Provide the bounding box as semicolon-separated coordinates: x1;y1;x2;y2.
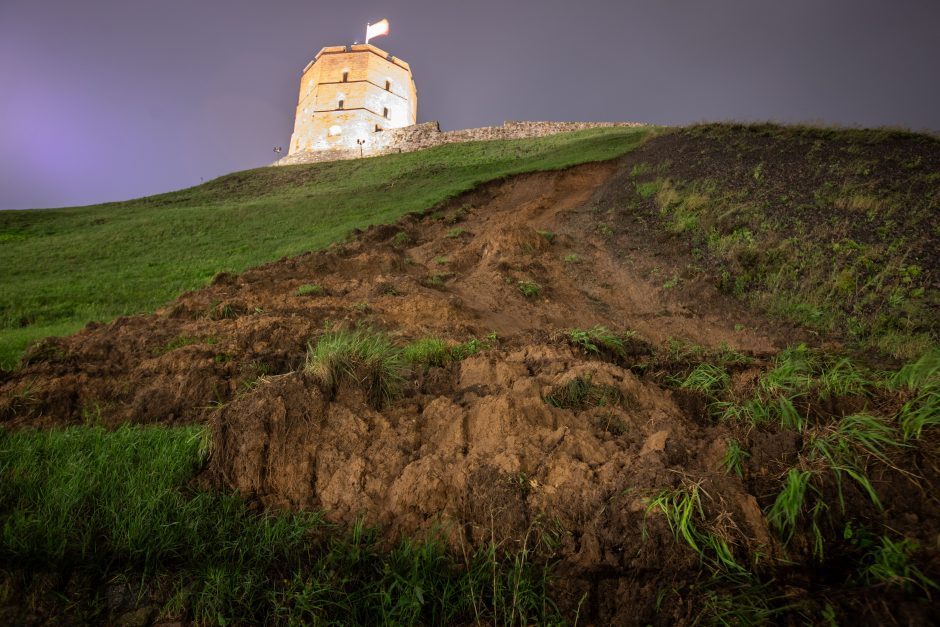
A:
211;345;774;624
2;140;938;624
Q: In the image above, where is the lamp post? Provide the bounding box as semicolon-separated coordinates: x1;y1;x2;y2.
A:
356;138;366;158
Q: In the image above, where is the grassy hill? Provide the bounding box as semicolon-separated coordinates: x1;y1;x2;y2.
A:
0;126;651;369
1;124;938;626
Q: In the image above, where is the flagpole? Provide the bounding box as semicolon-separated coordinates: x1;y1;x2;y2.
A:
365;22;370;44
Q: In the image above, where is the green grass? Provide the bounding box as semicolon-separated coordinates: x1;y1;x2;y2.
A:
647;483;745;574
0;126;652;369
677;363;730;397
766;413;906;559
402;337;453;369
889;348;940;440
296;283;325;296
543;376;623;411
0;425;565;624
722;439;749;479
304;328;406;407
536;229;555;244
861;536;938;594
403;334;499;370
629;125;940;359
567;325;633;358
517;280;542;299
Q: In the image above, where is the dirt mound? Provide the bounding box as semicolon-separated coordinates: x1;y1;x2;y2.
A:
212;344;777;623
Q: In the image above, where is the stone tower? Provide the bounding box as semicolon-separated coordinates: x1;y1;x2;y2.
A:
288;44;417;155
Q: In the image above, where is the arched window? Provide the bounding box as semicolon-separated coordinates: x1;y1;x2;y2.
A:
338;99;345;109
383;107;389;119
342;71;349;82
385;80;391;91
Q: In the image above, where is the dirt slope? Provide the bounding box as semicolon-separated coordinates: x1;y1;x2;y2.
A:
2;148;936;624
0;161;782;428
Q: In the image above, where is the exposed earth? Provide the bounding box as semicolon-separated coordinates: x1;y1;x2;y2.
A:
2;127;938;625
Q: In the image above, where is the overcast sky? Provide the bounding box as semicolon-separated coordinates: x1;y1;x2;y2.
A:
1;0;938;210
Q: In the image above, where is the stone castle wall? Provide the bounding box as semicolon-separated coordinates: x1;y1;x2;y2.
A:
289;44;418;155
275;119;645;166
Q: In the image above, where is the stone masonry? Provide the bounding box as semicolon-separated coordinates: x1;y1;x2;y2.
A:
288;44;417;155
275;119;646;166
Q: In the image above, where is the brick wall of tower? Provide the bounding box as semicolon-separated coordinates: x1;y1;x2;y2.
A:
288;44;417;155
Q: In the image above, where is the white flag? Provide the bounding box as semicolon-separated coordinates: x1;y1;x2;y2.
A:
366;19;389;44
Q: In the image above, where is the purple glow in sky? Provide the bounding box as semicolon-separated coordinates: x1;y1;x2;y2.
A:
1;0;938;210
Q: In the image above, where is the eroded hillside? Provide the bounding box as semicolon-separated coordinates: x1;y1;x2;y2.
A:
2;125;938;625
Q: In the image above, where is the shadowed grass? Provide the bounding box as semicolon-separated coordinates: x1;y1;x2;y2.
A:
544;376;623;411
0;425;566;624
646;482;746;574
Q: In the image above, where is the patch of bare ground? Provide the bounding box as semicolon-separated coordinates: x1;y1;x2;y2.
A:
2;151;937;624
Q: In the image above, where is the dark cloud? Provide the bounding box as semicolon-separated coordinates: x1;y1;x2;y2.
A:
1;0;938;209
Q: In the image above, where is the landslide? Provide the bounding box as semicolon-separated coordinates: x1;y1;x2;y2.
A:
2;125;938;625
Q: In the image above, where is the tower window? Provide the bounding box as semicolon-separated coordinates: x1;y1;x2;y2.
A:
375;124;383;132
342;71;349;82
385;80;391;91
383;107;389;119
338;99;344;109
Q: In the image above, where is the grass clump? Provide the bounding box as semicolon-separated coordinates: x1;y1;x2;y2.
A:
716;345;877;431
536;229;555;244
888;348;940;440
647;482;745;574
304;328;405;406
445;227;466;238
451;333;498;360
767;413;905;558
517;280;542;299
427;271;454;287
296;283;325;296
403;337;453;369
677;362;730;397
722;439;749;478
391;231;412;248
861;536;938;594
567;325;632;358
544;376;623;411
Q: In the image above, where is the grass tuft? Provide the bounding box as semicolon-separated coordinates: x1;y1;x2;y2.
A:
567;325;633;358
647;483;746;573
403;337;453;369
296;283;325;296
861;536;939;594
304;328;405;406
544;376;623;411
517;280;542;299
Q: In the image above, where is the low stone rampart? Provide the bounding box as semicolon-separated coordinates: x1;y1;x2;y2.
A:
274;120;645;166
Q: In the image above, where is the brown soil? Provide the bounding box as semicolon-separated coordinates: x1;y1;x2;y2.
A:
2;151;937;624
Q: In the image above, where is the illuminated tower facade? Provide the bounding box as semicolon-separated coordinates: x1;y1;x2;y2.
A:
288;44;417;155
